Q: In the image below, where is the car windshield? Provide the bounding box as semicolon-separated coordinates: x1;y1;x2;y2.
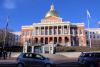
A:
94;53;100;57
80;53;100;57
81;53;89;57
23;53;45;59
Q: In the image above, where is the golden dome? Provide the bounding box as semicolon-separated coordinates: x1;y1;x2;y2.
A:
45;4;59;18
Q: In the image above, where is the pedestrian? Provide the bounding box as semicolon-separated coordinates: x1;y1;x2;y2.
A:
3;50;5;60
3;50;7;60
5;51;8;59
9;51;11;58
0;50;2;59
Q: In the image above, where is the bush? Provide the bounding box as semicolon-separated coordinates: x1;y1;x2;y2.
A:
55;46;100;52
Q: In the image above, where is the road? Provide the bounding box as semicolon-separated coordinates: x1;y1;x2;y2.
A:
0;54;84;67
0;59;84;67
0;62;83;67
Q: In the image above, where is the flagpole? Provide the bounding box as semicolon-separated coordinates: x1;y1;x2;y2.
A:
3;16;9;50
87;10;91;48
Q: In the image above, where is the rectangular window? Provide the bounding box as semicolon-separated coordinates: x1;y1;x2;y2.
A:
49;28;52;35
41;29;44;35
54;29;56;35
58;28;61;34
45;29;48;35
64;28;68;34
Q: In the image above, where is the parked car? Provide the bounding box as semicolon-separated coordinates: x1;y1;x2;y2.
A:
78;52;100;67
16;53;67;67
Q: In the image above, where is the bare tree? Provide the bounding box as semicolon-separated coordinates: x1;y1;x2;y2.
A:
0;28;15;47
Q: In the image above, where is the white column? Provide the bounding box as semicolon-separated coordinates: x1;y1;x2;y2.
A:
40;27;41;35
42;46;45;54
39;27;40;35
61;26;62;34
31;46;34;53
69;25;70;35
48;45;52;54
68;25;71;46
44;26;45;35
52;26;54;35
67;25;68;34
57;26;58;35
23;42;27;53
48;26;49;35
63;26;64;34
34;27;36;35
38;27;39;35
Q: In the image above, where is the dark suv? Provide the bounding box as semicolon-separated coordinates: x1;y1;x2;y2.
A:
78;52;100;67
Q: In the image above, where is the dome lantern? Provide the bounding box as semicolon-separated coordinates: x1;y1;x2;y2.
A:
45;4;59;18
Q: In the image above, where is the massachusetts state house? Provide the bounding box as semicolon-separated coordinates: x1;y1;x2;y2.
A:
21;4;86;47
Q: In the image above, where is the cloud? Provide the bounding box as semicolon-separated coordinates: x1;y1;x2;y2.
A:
3;0;16;9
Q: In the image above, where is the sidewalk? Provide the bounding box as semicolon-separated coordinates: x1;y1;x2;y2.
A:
0;57;17;64
0;53;78;64
0;60;16;64
41;54;78;62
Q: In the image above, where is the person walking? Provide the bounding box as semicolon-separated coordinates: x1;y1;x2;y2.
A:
3;50;7;60
9;51;11;58
0;50;2;59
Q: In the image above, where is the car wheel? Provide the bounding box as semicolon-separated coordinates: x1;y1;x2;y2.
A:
45;64;51;67
17;64;24;67
89;64;95;67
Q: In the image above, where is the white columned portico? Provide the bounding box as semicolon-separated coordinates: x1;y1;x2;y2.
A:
68;25;71;46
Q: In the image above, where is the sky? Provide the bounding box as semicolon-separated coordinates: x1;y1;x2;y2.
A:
0;0;100;31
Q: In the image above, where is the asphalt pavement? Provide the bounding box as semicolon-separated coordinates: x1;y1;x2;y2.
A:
0;58;83;67
0;54;84;67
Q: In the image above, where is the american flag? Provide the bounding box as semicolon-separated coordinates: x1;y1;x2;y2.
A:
87;10;91;18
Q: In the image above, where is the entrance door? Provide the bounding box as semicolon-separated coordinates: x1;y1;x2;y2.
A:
54;37;57;44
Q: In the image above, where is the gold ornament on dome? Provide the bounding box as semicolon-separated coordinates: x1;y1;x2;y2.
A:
45;4;59;18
